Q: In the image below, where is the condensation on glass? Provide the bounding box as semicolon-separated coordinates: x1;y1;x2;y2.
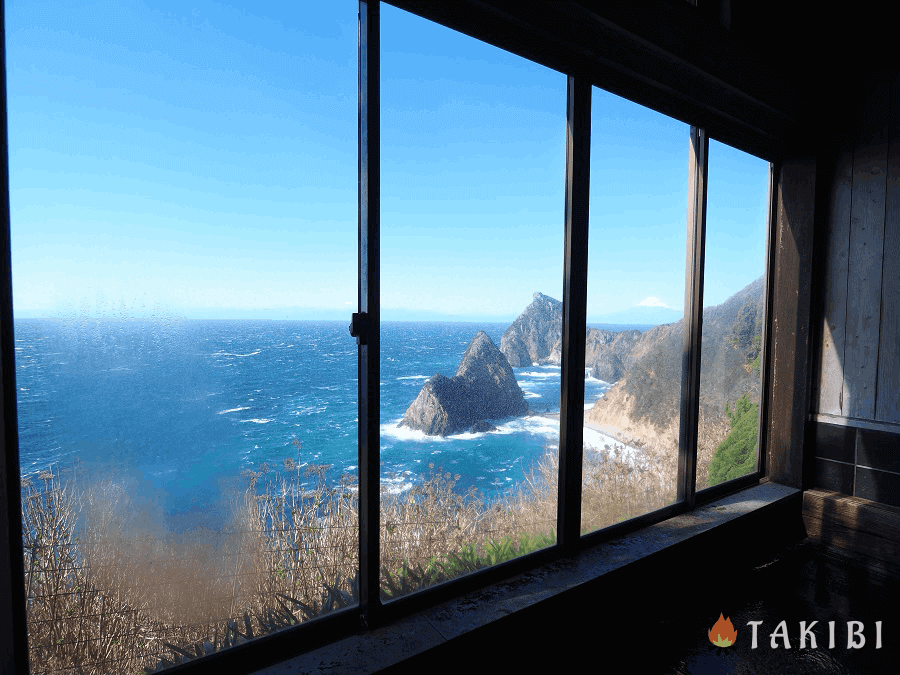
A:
10;2;358;672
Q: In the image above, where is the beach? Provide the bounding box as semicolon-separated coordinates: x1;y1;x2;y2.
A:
538;412;643;462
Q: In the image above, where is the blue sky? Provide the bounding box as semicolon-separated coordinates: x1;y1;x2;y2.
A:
5;0;769;323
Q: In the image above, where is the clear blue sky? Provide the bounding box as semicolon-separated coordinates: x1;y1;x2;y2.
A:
6;0;769;323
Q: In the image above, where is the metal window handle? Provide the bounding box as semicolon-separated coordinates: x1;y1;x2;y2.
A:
349;312;368;345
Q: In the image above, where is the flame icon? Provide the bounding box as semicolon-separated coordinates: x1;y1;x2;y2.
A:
709;613;737;647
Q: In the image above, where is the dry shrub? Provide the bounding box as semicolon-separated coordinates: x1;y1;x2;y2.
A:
20;440;679;675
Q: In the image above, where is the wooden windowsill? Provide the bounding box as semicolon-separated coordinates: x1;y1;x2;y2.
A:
248;482;801;674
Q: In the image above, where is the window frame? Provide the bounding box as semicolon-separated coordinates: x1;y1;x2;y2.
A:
0;0;779;672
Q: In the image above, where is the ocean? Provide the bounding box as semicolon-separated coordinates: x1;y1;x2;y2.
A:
13;318;616;548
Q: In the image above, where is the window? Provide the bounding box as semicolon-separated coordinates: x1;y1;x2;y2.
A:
582;86;689;534
697;139;770;492
1;2;774;674
7;1;359;672
377;3;564;599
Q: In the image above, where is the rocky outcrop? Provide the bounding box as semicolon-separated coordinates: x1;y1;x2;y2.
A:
500;292;562;367
400;331;528;436
585;328;643;382
501;292;643;375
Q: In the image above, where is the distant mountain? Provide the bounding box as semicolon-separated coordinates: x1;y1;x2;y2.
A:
589;305;683;327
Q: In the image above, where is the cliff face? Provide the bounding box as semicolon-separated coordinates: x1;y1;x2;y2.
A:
500;292;562;367
585;328;644;382
400;331;528;436
585;276;765;483
501;292;643;379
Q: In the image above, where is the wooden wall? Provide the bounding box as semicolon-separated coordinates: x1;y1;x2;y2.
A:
808;72;900;508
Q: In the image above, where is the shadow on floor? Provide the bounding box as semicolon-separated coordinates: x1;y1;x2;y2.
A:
381;538;897;675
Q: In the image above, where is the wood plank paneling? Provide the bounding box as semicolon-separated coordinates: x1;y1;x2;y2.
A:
876;73;900;423
843;76;889;419
768;158;815;488
816;140;853;415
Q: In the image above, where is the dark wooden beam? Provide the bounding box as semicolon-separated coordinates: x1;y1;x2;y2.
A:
767;158;816;488
382;0;803;162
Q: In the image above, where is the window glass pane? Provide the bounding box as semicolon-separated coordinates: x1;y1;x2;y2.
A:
697;140;768;490
582;88;689;534
9;1;358;672
379;4;564;600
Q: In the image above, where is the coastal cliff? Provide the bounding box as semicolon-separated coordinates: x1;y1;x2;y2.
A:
500;292;562;367
585;276;765;485
500;291;643;382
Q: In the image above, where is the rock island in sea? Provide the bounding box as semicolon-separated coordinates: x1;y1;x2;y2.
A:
399;331;528;437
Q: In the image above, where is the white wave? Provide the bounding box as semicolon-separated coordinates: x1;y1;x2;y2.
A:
494;415;560;439
397;375;430;380
217;406;250;414
524;391;542;399
381;420;485;442
214;350;260;357
240;418;272;424
520;371;559;378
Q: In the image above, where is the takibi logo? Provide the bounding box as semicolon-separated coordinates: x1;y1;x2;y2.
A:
709;613;737;648
708;612;884;650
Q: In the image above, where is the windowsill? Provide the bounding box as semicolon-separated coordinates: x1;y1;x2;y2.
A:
247;481;800;674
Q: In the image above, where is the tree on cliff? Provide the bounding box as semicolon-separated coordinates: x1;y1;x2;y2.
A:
708;393;759;486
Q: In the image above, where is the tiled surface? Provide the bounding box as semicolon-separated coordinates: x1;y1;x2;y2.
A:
856;428;900;473
855;467;900;508
814;456;856;494
811;422;900;508
815;423;857;463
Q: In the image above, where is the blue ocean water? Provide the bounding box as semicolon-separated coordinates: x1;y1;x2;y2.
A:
14;318;613;548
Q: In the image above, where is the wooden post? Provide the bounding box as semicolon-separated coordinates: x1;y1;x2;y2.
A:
767;158;816;488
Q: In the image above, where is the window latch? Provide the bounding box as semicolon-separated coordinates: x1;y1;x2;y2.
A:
349;312;368;346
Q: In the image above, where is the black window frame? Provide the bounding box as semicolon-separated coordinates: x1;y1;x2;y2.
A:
0;1;780;673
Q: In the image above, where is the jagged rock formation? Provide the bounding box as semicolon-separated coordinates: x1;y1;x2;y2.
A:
501;292;643;381
585;276;765;486
399;331;527;436
500;292;562;366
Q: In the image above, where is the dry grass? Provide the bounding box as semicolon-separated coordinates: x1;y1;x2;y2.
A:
20;441;676;675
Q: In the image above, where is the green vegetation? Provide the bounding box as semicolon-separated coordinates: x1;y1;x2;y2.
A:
727;298;763;374
708;393;759;487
